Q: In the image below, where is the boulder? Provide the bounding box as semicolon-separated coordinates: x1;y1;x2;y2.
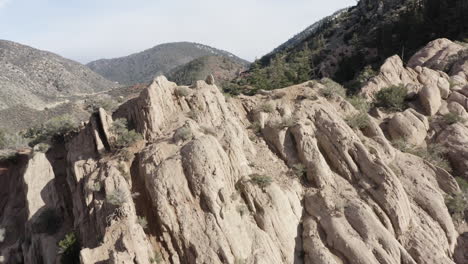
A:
419;84;442;116
387;109;429;145
408;38;464;70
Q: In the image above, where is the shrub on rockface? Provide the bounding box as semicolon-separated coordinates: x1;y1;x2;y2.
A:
58;232;80;264
110;118;142;149
446;177;468;222
374;85;408;111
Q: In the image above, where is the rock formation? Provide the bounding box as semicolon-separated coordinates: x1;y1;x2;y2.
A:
0;39;467;264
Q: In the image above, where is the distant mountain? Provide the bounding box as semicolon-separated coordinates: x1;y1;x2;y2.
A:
167;55;248;86
0;40;115;111
87;42;249;85
232;0;468;93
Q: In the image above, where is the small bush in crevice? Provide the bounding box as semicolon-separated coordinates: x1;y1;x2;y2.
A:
374;85;408;112
292;163;307;178
34;143;51;153
58;232;80;264
257;103;275;113
149;250;163;264
110;118;143;149
347;96;371;112
320;78;346;99
250;174;273;188
106;188;128;207
443;112;465;125
345;112;371;130
173;127;193;142
392;141;451;171
248;121;262;135
446;192;467;222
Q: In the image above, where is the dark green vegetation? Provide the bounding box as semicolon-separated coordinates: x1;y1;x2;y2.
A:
228;0;468;94
23;114;78;147
374;85;408;111
167;55;247;86
87;42;249;85
250;174;273;188
446;178;468;222
110;118;143;149
58;232;81;264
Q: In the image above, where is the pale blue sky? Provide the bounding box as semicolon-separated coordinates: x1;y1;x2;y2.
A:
0;0;356;63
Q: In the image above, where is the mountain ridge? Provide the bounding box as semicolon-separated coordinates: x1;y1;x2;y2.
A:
87;42;249;85
0;39;115;111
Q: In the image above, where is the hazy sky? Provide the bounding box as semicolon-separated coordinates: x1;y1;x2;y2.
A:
0;0;356;63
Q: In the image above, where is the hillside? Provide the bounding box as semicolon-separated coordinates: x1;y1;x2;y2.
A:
167;55;248;86
0;40;115;111
1;38;467;263
232;0;468;94
87;42;249;85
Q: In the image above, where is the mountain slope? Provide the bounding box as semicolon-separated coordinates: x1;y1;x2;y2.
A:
0;40;115;111
87;42;249;85
167;55;248;86
233;0;468;93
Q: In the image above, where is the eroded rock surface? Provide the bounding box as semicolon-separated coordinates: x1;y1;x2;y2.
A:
1;39;467;264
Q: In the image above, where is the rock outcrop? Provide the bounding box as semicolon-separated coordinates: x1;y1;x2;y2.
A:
1;39;467;264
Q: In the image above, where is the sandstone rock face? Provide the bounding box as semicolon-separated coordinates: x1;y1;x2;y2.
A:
1;41;468;264
408;38;464;71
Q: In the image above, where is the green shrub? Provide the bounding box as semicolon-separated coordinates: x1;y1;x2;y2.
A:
346;112;371;130
34;143;51;153
106;188;128;207
292;163;306;178
257;103;275;113
24;115;78;146
393;141;450;171
446;177;468;222
173;127;193;142
374;85;408;111
250;174;273;188
446;192;467;222
320;78;346;98
110;118;143;149
85;97;118;113
149;251;163;264
347;96;371;112
0;130;6;149
58;232;80;264
248;121;262;135
443;112;465;125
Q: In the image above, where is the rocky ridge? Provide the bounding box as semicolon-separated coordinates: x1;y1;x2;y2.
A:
0;39;467;264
